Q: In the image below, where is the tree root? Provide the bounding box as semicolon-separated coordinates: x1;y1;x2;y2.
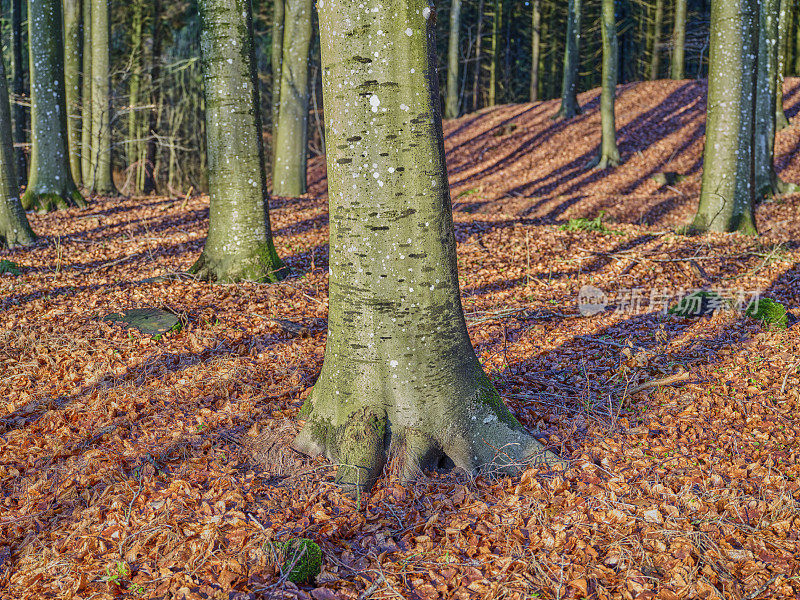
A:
21;189;86;213
188;251;288;283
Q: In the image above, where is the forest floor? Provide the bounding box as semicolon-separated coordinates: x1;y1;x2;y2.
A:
1;79;800;600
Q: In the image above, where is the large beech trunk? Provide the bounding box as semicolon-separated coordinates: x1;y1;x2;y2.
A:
294;0;563;494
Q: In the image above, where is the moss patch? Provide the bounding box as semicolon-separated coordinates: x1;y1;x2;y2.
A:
745;297;789;330
0;259;21;276
668;290;728;317
270;538;322;584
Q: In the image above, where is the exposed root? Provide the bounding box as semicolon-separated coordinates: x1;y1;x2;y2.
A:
188;250;288;283
585;152;621;170
21;189;86;213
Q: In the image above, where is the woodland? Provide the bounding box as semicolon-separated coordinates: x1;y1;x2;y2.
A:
0;0;799;599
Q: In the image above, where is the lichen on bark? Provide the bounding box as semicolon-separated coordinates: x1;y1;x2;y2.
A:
293;0;564;495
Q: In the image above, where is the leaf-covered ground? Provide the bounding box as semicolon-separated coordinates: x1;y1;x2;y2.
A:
1;80;800;599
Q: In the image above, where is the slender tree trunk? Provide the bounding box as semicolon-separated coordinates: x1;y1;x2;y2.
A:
296;0;562;494
88;0;116;195
270;0;284;166
530;0;541;101
272;0;312;196
589;0;620;170
22;0;84;211
472;0;484;111
63;0;82;185
692;0;757;234
649;0;664;80
193;0;286;282
488;0;500;106
10;0;27;186
555;0;581;119
0;53;35;247
80;0;92;186
794;3;800;76
142;0;160;194
445;0;462;118
670;0;687;79
776;0;791;131
127;0;144;192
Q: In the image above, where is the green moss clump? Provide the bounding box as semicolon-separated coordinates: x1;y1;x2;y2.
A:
271;538;322;584
668;290;727;317
0;259;21;276
559;211;622;235
745;297;788;330
474;371;521;429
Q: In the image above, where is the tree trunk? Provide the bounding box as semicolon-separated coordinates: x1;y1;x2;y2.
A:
193;0;287;283
776;0;791;131
648;0;664;80
80;0;93;186
127;0;145;192
445;0;462;118
10;0;27;187
270;0;284;165
295;0;563;494
142;0;160;194
472;0;484;111
555;0;581;119
88;0;117;195
692;0;757;234
589;0;620;170
22;0;84;211
272;0;312;196
670;0;687;79
488;0;500;106
0;53;35;247
530;0;541;101
63;0;82;186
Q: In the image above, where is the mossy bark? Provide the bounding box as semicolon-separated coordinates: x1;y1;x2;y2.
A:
670;0;687;79
63;0;82;186
87;0;117;195
10;0;27;187
555;0;581;119
691;0;757;234
272;0;312;196
776;0;791;131
194;0;286;283
530;0;541;102
0;53;35;247
588;0;620;170
445;0;462;119
22;0;85;212
295;0;564;494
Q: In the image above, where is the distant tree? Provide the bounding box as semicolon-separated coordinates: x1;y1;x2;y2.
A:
691;0;757;234
555;0;581;119
22;0;85;212
294;0;564;494
81;0;93;185
10;0;27;186
193;0;286;282
588;0;620;169
776;0;791;131
0;53;35;247
87;0;117;195
670;0;687;79
272;0;312;196
271;0;284;156
141;0;160;195
126;0;145;192
472;0;485;111
445;0;462;118
530;0;541;101
648;0;664;80
63;0;82;185
488;0;501;106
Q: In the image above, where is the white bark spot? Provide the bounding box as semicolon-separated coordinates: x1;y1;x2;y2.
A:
405;28;413;36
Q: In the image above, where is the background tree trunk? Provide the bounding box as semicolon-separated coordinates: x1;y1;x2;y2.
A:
270;0;284;166
776;0;791;131
445;0;462;118
272;0;312;196
193;0;286;282
10;0;27;186
488;0;500;106
692;0;757;234
127;0;144;192
0;53;35;247
649;0;664;80
22;0;84;211
63;0;82;186
472;0;484;111
88;0;117;195
530;0;541;101
141;0;160;195
556;0;581;119
589;0;620;169
80;0;92;186
670;0;687;79
296;0;562;494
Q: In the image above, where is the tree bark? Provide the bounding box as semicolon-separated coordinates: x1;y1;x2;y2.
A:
141;0;160;195
445;0;462;118
776;0;791;131
87;0;117;195
22;0;84;211
127;0;145;192
472;0;484;111
648;0;664;80
0;53;35;247
80;0;92;186
193;0;287;283
530;0;541;101
588;0;620;170
488;0;500;106
270;0;284;166
555;0;581;119
692;0;758;234
670;0;687;79
296;0;563;494
10;0;27;186
63;0;82;185
272;0;312;196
